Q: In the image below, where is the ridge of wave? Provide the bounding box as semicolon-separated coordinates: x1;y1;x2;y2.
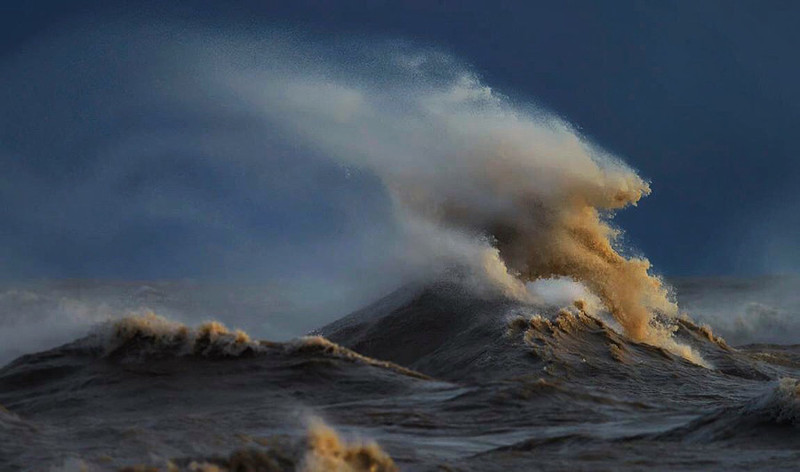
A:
319;282;768;384
0;312;432;388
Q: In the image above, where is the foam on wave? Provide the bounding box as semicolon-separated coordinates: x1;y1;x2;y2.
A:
508;302;710;368
94;311;266;359
57;312;432;382
119;418;397;472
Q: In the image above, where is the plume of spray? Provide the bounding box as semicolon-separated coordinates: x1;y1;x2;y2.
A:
208;39;704;364
0;22;704;364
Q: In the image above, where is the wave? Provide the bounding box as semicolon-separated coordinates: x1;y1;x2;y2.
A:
316;282;772;387
511;304;725;367
0;404;35;433
236;35;696;361
752;378;800;425
512;304;782;384
658;378;800;445
0;311;424;470
673;276;800;346
0;403;51;471
317;281;537;382
0;311;430;418
4;282;800;470
32;311;426;381
2;283;765;390
300;418;397;472
135;418;397;472
2;21;703;364
97;311;266;359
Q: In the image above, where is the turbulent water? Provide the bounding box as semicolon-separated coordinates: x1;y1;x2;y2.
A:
2;278;800;471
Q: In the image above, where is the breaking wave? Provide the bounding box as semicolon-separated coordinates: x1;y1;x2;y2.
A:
92;311;267;359
196;33;702;363
49;311;431;381
300;418;397;472
1;22;705;363
6;18;800;472
142;418;397;472
511;303;709;367
2;281;797;471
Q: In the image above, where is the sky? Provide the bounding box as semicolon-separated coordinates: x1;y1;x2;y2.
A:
1;0;799;285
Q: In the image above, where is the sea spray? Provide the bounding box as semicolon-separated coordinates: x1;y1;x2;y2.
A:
0;23;704;363
216;40;704;363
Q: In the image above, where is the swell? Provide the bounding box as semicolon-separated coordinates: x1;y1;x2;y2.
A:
318;281;783;387
0;311;431;400
657;378;800;444
89;312;429;380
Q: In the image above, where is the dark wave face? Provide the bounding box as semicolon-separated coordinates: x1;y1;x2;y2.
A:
3;279;800;471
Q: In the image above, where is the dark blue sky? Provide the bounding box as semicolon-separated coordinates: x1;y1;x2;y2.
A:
2;0;799;279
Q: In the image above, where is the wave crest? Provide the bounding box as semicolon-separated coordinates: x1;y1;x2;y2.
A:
301;418;397;472
509;303;709;368
121;419;397;472
94;311;268;359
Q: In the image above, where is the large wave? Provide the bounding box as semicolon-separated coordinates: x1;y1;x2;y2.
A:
0;21;699;362
198;33;699;362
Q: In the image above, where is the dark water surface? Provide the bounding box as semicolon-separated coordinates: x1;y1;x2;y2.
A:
2;280;800;471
